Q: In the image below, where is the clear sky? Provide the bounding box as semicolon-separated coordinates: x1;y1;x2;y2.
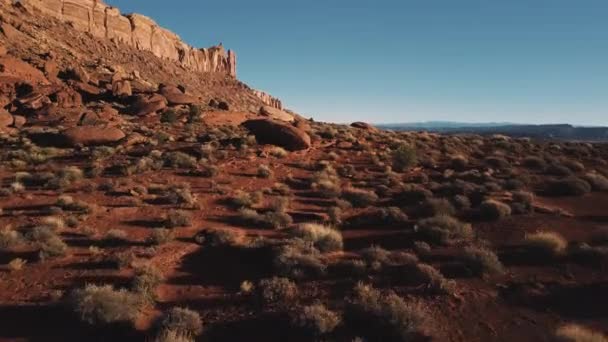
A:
105;0;607;126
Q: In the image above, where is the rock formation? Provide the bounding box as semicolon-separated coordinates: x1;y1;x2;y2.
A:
252;90;283;110
19;0;237;77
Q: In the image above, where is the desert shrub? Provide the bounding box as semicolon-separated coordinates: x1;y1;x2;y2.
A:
311;166;341;198
149;228;175;245
163;152;197;169
269;147;288;158
190;162;218;178
41;216;65;230
345;207;408;228
511;191;534;214
342;187;378;207
485;156;509;169
39;235;68;260
161;109;179;124
194;229;245;247
462;246;505;276
46;166;84;189
229;190;263;209
0;228;23;250
562;159;585;172
451;195;471;210
132;264;164;301
413;241;431;255
272;182;291;196
327;206;342;225
105;229;128;242
348;283;426;341
8;258;27;271
257;277;298;305
416;215;473;245
523;156;546;170
237;208;292;229
584;172;608;191
69;284;144;325
359;245;392;266
479;199;512;220
545;177;591;196
450;155;468;170
546;163;574;177
110;251;137;269
291;304;341;336
290;223;343;252
555;324;607;342
524;231;568;257
414;263;455;294
274;241;327;278
392;144;417;172
154;185;198;207
418;198;456;218
257;164;273;178
165;210;192;228
154;307;203;341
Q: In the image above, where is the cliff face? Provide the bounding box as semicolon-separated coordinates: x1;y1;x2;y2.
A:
252;90;283;111
19;0;237;77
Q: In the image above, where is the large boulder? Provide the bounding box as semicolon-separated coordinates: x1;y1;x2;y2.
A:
0;109;13;127
112;80;132;97
351;121;378;132
133;94;167;116
260;106;294;122
242;119;311;151
159;84;196;105
61;126;126;146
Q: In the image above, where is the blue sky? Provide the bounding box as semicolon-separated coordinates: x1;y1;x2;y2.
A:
106;0;607;125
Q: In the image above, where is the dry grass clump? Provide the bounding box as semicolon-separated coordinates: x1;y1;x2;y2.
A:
132;264;164;301
450;154;468;170
511;191;534;214
462;246;505;276
27;226;68;260
153;307;203;342
229;190;263;209
311;166;341;198
555;324;608;342
341;187;378;207
479;199;512;220
69;284;144;325
269;147;288;158
257;277;299;305
545;177;591;197
289;223;343;252
291;304;341;336
46;166;84;189
391;143;417;172
105;229;128;243
524;231;568;257
8;258;27;271
413;263;456;294
165;210;192;228
348;283;426;341
149;228;175;245
416;215;473;245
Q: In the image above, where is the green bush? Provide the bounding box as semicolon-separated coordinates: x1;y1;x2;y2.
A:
392;144;417;172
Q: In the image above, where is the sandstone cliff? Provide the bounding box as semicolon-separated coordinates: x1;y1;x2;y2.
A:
19;0;237;77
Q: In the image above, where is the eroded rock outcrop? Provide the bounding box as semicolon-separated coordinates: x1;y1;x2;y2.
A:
253;89;283;110
19;0;237;77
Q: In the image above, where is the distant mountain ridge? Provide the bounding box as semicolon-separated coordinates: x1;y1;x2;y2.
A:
377;122;608;141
